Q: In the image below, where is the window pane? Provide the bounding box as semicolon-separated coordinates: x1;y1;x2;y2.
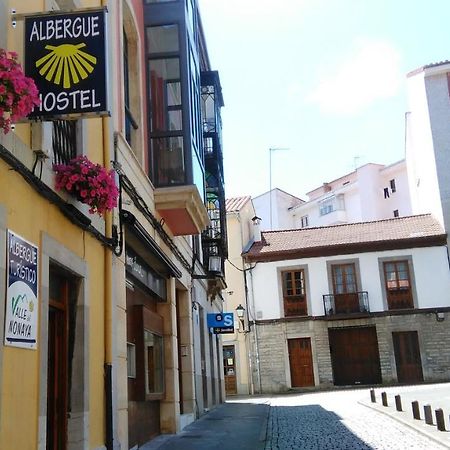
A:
127;343;136;378
147;25;179;53
167;81;181;106
151;136;185;186
168;110;182;131
149;58;181;133
192;151;205;201
144;330;164;394
333;267;343;291
294;271;304;295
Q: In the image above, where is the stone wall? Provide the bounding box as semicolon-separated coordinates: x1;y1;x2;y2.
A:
251;311;450;394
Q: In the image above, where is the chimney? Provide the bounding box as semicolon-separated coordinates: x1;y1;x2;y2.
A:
252;216;262;242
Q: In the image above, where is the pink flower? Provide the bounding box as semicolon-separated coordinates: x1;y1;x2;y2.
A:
0;48;40;134
53;155;118;216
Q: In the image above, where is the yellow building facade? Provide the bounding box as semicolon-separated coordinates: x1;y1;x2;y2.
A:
0;1;113;449
0;0;228;448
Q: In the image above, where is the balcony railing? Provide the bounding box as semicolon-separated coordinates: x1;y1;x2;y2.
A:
323;291;370;316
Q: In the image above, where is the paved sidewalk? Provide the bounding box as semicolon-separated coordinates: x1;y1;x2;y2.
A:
359;383;450;449
140;399;270;450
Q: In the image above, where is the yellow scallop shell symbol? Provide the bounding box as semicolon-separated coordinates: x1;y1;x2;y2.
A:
35;43;97;89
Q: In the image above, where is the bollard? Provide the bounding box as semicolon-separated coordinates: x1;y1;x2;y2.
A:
370;389;376;403
412;401;420;420
395;395;402;412
424;404;433;425
436;409;446;431
381;391;388;407
411;400;420;420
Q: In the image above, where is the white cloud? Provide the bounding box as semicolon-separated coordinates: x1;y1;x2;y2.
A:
308;40;402;114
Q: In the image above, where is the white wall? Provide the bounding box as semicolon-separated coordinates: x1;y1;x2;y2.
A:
378;162;412;218
406;71;443;225
253;190;300;231
425;71;450;236
250;246;450;320
290;161;412;229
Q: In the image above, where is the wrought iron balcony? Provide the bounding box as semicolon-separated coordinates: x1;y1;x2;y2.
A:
323;291;370;316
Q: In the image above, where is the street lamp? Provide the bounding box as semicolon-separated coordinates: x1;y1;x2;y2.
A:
269;147;289;229
235;304;245;330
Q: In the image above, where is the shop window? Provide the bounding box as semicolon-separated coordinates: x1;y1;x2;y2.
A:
127;343;136;378
144;330;164;394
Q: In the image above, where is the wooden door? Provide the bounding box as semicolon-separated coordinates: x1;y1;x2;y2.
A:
332;264;359;313
393;331;423;383
329;327;382;386
288;338;314;387
47;273;69;450
223;345;237;395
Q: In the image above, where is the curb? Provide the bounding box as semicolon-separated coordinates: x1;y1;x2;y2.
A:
259;404;270;442
359;400;450;449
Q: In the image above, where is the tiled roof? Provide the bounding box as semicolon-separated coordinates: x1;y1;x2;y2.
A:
407;60;450;77
226;196;251;212
244;214;446;262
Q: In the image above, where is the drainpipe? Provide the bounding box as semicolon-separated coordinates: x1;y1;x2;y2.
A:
243;270;254;396
103;114;114;450
248;269;262;394
101;0;115;447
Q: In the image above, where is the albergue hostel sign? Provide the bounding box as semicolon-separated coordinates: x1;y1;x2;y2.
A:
24;9;107;118
4;231;39;349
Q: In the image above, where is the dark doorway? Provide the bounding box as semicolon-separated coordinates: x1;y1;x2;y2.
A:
126;282;162;447
199;308;208;408
47;268;78;450
329;327;382;386
393;331;423;383
223;345;237;395
288;338;314;387
175;292;184;414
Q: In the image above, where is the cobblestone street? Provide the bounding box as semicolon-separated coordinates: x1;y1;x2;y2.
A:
265;389;448;450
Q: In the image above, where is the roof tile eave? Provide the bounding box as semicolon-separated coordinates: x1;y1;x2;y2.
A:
245;233;447;261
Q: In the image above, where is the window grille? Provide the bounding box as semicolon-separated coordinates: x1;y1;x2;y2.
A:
52;120;77;165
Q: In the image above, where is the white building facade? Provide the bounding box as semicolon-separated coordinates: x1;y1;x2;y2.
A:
243;215;450;393
221;196;257;396
254;161;412;232
406;61;450;248
252;188;303;231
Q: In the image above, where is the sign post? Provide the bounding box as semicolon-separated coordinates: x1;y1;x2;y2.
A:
4;231;39;349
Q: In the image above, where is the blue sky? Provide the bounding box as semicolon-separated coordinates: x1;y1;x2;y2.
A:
198;0;450;199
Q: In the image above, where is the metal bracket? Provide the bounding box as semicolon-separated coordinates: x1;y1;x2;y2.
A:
11;9;17;28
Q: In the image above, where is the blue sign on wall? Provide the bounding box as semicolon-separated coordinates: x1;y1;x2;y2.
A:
4;230;39;349
207;313;234;334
